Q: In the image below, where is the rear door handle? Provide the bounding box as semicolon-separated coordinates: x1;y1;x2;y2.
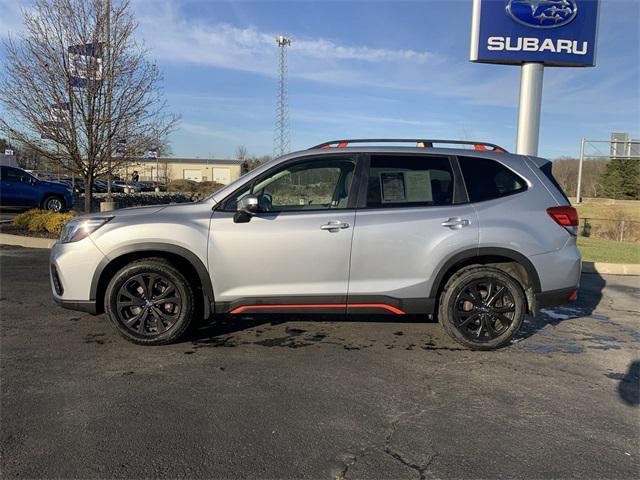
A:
320;221;350;231
441;217;471;229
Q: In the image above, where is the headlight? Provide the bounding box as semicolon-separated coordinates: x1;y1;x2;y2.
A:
59;217;113;243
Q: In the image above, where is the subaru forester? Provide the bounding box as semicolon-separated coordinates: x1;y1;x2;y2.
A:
50;139;581;350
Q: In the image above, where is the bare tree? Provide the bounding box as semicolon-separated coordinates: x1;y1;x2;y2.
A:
235;145;248;162
552;157;608;199
0;0;178;212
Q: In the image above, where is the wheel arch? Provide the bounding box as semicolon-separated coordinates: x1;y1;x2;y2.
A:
429;247;541;314
91;243;214;317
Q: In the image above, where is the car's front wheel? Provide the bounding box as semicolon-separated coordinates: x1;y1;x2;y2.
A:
104;259;194;345
438;266;526;350
42;195;65;212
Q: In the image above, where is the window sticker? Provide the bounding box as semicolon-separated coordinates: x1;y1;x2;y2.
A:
380;170;433;203
405;170;432;202
380;172;406;202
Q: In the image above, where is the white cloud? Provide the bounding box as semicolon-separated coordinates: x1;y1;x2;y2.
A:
133;0;446;84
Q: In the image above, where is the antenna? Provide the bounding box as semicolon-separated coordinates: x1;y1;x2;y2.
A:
274;35;291;158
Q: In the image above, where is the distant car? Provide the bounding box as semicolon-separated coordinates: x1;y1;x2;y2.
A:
58;178;84;193
136;181;158;192
58;178;103;194
0;166;73;212
112;181;140;193
94;180;109;193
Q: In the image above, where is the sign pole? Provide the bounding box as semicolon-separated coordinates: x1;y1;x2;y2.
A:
515;62;544;156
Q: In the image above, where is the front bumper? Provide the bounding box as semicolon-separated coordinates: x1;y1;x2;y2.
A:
53;298;99;314
50;238;106;313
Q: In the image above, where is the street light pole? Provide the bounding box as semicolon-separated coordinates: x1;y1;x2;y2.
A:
105;0;113;201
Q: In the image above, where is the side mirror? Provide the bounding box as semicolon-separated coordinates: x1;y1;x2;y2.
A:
238;194;259;214
234;194;259;223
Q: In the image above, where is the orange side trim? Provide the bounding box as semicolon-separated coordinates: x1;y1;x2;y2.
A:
229;303;405;315
348;303;405;315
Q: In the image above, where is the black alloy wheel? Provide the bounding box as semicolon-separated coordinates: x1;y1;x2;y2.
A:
105;259;194;345
452;278;516;342
116;273;182;336
439;266;526;350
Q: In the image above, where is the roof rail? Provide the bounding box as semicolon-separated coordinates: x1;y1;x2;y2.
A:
310;139;507;152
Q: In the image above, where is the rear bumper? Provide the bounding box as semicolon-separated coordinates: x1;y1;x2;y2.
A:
535;287;578;310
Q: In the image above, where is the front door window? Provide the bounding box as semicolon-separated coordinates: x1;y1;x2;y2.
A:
222;157;355;212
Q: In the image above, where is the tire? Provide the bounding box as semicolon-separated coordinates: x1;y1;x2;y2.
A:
42;195;65;212
104;258;195;345
438;266;526;350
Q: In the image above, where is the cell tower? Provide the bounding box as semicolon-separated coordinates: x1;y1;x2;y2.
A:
274;35;291;158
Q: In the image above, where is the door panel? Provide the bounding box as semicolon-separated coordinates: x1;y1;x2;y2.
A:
209;210;355;305
348;205;478;310
347;153;478;313
209;154;359;311
0;180;18;206
0;167;37;207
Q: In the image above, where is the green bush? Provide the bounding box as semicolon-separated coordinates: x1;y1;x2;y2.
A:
13;210;76;235
44;211;76;234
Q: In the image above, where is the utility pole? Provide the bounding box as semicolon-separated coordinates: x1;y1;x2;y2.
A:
576;138;585;204
274;35;291;158
105;0;113;202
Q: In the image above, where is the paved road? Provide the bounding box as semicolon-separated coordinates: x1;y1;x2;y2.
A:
0;209;21;222
1;245;638;479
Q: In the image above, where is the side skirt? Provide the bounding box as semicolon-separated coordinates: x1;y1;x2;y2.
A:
215;296;436;316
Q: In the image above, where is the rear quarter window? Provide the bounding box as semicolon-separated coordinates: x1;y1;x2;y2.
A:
458;156;527;203
540;161;570;203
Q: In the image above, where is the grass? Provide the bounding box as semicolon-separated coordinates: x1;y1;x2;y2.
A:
577;236;640;264
575;201;640;222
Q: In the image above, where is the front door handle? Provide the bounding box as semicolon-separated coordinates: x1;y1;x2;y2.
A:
320;221;350;231
441;217;471;229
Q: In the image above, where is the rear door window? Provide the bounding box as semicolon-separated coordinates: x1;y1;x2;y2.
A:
458;156;526;203
366;155;453;208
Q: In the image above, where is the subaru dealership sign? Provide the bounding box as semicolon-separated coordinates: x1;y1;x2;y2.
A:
470;0;600;67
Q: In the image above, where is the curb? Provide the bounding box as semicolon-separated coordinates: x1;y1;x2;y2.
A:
0;233;57;249
582;261;640;276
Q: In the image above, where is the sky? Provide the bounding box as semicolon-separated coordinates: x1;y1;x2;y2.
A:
0;0;638;159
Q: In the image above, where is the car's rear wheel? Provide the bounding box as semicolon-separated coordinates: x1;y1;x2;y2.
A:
438;266;525;350
42;195;65;212
104;259;194;345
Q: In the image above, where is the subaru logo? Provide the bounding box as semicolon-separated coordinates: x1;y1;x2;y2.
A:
506;0;578;29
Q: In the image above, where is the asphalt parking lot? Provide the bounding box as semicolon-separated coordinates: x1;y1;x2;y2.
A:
1;245;638;479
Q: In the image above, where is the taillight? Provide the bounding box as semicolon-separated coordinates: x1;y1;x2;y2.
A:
547;206;579;235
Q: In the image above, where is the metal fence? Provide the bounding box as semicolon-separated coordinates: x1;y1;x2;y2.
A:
579;217;640;243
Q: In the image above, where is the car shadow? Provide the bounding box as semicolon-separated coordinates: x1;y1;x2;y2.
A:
184;273;608;350
514;272;606;342
183;313;441;350
606;360;640;407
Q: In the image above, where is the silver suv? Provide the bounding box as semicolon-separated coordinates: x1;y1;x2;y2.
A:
50;139;581;349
